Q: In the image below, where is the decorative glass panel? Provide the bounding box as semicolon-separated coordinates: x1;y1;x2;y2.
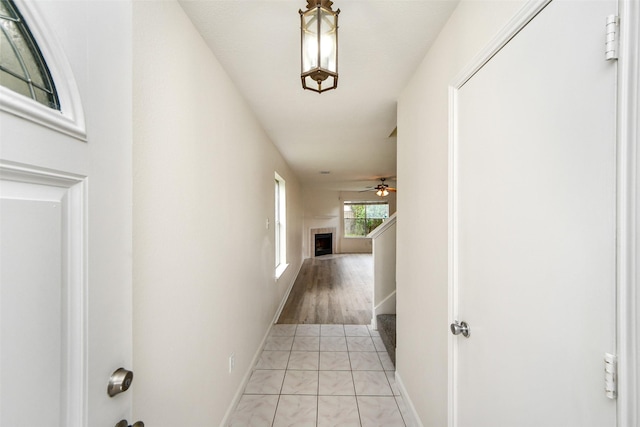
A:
301;11;318;71
319;8;336;72
0;0;59;109
0;68;30;97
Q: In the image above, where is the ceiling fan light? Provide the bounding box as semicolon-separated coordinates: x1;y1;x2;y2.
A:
299;0;339;93
383;189;389;196
376;189;383;197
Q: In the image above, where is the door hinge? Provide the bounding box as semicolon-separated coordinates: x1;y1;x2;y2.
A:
605;15;619;60
604;353;617;399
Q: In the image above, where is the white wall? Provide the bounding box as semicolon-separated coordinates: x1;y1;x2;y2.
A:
132;1;303;425
341;191;397;254
395;1;524;425
370;215;397;317
303;188;396;256
303;189;342;255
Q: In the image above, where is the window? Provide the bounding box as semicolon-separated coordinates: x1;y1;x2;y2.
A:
343;201;389;237
275;173;287;275
0;0;59;109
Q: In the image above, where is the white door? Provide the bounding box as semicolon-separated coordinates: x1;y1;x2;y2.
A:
451;0;617;426
0;1;132;426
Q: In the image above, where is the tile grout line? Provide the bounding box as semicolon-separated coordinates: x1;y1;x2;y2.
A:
233;324;403;427
270;336;293;427
315;368;320;427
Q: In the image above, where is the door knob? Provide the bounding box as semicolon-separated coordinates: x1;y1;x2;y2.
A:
108;368;134;397
115;421;144;427
450;320;470;338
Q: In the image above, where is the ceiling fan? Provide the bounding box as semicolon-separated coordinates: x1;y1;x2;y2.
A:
363;178;396;197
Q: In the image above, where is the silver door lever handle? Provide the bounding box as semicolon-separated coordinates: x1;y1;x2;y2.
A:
450;320;470;338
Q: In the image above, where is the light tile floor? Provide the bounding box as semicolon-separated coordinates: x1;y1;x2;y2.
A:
228;324;412;427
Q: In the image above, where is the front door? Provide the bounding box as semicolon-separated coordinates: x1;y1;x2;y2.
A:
451;0;617;426
0;1;132;425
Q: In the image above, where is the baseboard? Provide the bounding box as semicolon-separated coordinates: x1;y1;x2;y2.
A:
219;261;303;427
395;371;424;427
374;290;397;318
219;321;274;427
272;261;303;324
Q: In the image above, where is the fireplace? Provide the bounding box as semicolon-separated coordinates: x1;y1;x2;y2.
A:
310;227;336;257
314;233;333;256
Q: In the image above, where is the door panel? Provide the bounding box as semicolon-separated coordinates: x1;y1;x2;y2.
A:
1;196;62;426
0;166;86;427
0;1;132;425
452;1;617;426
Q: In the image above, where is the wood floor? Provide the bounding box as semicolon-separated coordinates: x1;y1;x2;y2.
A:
277;254;373;325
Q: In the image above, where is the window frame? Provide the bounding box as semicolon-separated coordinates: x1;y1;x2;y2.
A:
0;0;86;140
274;172;287;278
343;200;390;238
0;0;60;110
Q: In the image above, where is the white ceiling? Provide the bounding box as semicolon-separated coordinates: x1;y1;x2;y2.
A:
179;0;459;192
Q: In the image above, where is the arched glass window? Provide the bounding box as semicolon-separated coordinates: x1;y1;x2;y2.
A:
0;0;59;110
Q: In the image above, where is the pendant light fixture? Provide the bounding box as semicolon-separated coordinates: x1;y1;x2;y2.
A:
374;178;395;197
376;187;389;197
299;0;340;93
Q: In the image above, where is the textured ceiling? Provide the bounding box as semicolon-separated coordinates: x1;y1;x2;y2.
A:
179;0;459;192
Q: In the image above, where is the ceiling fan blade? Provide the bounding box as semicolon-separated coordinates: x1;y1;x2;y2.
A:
388;188;397;192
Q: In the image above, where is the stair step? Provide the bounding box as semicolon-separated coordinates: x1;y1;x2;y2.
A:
376;314;396;366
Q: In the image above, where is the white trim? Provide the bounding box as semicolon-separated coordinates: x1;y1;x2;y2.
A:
447;81;459;427
274;172;287;270
275;262;289;280
450;0;552;90
0;160;87;427
373;290;397;313
372;290;397;329
0;0;86;141
220;260;303;426
447;1;553;426
367;211;397;238
219;322;274;427
272;261;304;325
395;371;424;427
616;0;639;425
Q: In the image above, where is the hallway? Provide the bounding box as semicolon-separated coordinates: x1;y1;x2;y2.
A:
3;0;635;425
277;254;373;325
228;324;411;427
